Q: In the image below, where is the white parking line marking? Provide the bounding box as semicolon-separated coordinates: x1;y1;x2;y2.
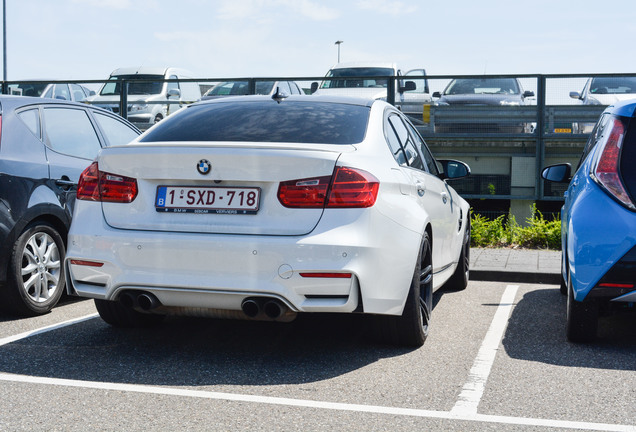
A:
451;284;518;416
0;313;98;347
0;372;633;431
0;301;634;431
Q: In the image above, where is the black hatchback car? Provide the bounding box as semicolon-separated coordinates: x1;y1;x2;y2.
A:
0;96;140;315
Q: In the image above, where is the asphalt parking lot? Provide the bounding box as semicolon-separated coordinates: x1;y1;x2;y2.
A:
0;280;635;431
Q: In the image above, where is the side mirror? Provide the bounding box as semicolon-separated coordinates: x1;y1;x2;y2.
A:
399;81;416;93
310;82;319;94
437;159;471;180
523;90;535;98
569;91;581;100
167;88;181;98
432;91;442;98
541;163;572;183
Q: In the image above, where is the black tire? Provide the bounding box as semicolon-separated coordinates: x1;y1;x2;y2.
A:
94;298;165;328
446;224;470;291
377;232;433;347
4;222;66;316
566;269;598;343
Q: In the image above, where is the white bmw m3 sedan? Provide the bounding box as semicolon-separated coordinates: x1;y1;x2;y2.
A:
65;93;471;346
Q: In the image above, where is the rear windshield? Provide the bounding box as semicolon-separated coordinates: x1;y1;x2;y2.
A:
140;100;370;144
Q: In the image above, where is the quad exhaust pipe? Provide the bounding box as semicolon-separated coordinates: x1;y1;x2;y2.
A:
119;291;295;321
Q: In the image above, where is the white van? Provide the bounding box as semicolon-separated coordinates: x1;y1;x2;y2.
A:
87;67;201;129
310;62;431;116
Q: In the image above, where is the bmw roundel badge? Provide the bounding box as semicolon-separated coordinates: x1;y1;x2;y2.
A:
197;159;211;175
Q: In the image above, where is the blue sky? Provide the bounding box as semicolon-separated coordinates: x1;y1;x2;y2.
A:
5;0;636;81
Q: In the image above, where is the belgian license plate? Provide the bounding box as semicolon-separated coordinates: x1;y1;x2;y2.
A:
155;186;260;214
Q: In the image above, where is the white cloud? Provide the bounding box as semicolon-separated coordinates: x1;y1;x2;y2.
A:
356;0;417;16
71;0;160;10
217;0;339;21
71;0;132;9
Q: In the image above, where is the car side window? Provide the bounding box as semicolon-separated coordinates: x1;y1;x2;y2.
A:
70;84;87;101
384;116;408;166
388;114;425;171
17;108;41;138
288;82;301;95
405;121;439;175
576;113;610;172
167;75;179;94
43;107;102;160
93;112;139;147
277;81;292;94
52;84;71;100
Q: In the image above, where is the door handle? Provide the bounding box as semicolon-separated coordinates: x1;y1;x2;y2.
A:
55;177;77;191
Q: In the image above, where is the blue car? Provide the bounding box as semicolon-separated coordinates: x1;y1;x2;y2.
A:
542;99;636;343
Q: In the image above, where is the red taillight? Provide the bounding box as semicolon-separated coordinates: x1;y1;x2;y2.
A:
278;167;379;209
327;167;379;208
592;117;635;209
277;175;331;208
77;162;138;203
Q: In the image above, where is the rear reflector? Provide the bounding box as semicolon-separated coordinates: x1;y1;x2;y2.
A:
278;166;379;209
299;273;352;278
599;282;634;289
70;259;104;267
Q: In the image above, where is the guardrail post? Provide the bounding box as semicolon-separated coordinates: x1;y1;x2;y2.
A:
387;77;395;106
119;78;128;120
536;75;546;200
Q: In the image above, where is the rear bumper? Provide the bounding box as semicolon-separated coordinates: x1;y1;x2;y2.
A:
65;202;421;316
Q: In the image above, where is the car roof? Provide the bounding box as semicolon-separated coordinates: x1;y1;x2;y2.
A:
0;94;92;109
0;94;138;124
108;66;193;77
328;61;397;70
607;99;636;118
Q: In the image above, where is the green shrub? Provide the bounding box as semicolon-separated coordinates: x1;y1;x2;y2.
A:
470;205;561;250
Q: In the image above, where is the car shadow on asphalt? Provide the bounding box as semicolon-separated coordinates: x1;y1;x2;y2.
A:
502;288;636;370
0;307;430;387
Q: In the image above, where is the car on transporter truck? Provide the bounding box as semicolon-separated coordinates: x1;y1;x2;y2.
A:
65;94;471;347
542;99;636;342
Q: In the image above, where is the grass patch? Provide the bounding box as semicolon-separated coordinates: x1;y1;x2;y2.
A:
471;204;561;250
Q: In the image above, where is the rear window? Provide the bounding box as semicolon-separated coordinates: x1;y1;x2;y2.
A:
140;100;370;144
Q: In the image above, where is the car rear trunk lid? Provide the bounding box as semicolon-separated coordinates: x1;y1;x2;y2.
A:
98;142;350;235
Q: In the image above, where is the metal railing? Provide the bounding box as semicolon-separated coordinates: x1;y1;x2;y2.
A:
2;73;632;206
